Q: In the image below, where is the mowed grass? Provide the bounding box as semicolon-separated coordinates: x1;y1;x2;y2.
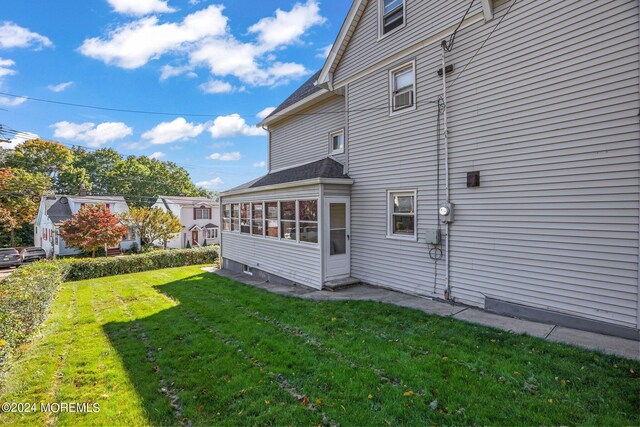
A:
0;267;638;426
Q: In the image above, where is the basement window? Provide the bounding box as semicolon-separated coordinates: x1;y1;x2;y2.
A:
242;264;253;276
380;0;405;37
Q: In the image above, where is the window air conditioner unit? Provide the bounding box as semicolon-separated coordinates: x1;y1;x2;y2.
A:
393;89;413;110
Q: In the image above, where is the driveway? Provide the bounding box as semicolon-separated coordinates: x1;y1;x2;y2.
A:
0;268;16;281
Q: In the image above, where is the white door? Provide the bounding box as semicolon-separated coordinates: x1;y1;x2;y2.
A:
324;197;350;279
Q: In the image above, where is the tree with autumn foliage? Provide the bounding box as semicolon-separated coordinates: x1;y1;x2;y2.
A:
59;205;128;257
0;167;52;246
121;207;182;249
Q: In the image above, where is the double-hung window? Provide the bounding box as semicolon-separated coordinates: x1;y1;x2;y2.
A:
195;206;211;220
222;204;231;231
380;0;405;36
388;190;417;240
298;200;318;244
390;61;415;113
231;204;240;232
240;203;250;234
330;129;345;155
280;201;296;241
265;202;278;238
252;203;264;236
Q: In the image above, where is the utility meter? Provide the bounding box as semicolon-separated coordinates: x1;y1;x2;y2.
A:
439;202;455;223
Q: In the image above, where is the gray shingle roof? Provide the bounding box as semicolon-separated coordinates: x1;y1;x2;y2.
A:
47;197;73;224
225;158;350;194
264;70;323;120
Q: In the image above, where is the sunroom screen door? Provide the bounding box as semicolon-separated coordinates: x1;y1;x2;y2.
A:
325;197;350;279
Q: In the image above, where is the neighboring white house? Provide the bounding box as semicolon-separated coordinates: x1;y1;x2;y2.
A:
34;195;139;257
152;196;220;248
220;0;640;341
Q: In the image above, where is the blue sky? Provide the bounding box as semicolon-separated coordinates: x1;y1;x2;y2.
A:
0;0;350;191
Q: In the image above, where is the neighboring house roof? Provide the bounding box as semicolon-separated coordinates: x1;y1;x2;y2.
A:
204;223;218;229
46;197;73;224
223;158;351;195
158;196;218;206
43;195;126;225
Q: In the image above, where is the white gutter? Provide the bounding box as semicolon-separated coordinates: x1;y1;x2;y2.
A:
220;178;354;198
257;90;332;128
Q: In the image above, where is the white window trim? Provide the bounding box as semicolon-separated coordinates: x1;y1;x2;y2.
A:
389;59;417;116
250;202;266;238
378;0;407;41
329;129;345;155
386;189;418;241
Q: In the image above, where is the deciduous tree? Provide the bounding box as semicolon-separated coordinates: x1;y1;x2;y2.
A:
0;167;52;246
60;205;128;257
121;207;182;249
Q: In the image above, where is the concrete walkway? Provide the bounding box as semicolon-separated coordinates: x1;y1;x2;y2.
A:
206;268;640;360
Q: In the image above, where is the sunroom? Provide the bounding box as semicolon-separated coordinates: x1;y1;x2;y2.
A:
219;158;353;289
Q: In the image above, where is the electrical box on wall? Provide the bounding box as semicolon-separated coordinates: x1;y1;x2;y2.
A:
439;202;455;223
425;229;441;245
467;171;480;188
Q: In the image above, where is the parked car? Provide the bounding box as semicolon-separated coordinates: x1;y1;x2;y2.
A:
20;247;47;263
0;248;22;268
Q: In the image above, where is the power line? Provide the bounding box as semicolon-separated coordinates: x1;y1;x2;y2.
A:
450;0;519;87
442;0;476;52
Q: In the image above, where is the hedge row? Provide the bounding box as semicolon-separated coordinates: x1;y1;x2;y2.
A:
0;263;64;366
59;246;219;281
0;247;218;366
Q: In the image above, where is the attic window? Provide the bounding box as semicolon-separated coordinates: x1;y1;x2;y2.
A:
380;0;405;36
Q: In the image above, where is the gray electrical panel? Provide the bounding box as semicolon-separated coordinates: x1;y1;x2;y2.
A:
425;229;441;245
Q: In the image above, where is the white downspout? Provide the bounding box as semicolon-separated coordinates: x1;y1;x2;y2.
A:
441;40;451;300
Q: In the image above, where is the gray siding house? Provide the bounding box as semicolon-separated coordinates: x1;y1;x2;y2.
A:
220;0;640;340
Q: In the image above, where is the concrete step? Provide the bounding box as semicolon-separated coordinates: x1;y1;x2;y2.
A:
323;277;361;292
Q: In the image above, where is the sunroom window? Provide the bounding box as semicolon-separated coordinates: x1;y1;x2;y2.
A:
252;202;264;236
381;0;405;35
280;201;296;241
265;202;278;238
299;200;318;244
388;190;416;239
240;203;250;234
231;204;240;232
222;204;231;231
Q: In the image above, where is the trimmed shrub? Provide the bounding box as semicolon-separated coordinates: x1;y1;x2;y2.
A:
0;262;64;365
59;246;218;282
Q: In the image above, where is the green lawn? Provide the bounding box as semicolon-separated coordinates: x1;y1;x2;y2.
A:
0;266;638;426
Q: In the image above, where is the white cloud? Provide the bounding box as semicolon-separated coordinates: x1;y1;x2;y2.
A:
253;161;266;168
107;0;176;16
0;22;53;50
256;107;276;120
141;117;205;145
316;43;333;58
199;79;234;94
0;96;26;107
196;177;224;190
48;81;74;92
0;131;38;150
208;151;241;161
81;2;322;87
248;0;326;49
51;121;133;147
149;151;166;160
0;58;16;81
209;114;266;139
78;5;228;69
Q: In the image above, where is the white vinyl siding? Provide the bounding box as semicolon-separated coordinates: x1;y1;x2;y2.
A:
270;95;346;171
345;0;639;328
334;0;483;85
